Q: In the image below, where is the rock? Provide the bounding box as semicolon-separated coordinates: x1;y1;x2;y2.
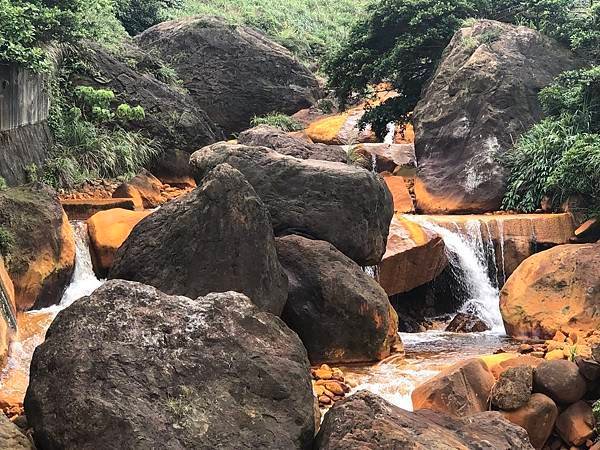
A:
382;174;414;213
237;125;347;163
491;366;533;411
545;349;566;361
573;219;600;243
575;357;600;381
0;414;33;450
190;143;393;266
413;20;579;213
555;401;594;447
378;216;447;296
350;143;417;175
412;358;495;416
75;42;222;152
0;185;75;310
110;164;288;315
87;208;152;277
500;243;600;339
533;360;587;404
315;390;533;449
501;393;558;449
276;235;400;364
445;312;490;333
112;170;166;209
0;257;16;368
305;109;374;145
137;17;320;135
148;149;196;188
60;198;137;221
25;280;315;449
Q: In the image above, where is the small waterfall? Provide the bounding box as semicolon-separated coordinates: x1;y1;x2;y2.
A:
384;122;396;144
404;215;504;332
496;219;507;287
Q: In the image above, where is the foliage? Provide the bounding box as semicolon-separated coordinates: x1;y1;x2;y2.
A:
324;0;596;136
115;0;181;35
250;113;303;132
0;226;14;258
167;0;367;62
0;178;7;191
594;400;600;434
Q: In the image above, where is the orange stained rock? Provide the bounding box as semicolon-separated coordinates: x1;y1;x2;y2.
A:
305;113;349;144
0;258;16;368
382;175;414;214
87;208;151;277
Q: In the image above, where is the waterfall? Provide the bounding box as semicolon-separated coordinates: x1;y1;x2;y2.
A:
404;215;504;332
384;122;396;144
496;219;507;286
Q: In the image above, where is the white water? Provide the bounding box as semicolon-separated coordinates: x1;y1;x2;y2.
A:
384;122;396;144
403;215;504;332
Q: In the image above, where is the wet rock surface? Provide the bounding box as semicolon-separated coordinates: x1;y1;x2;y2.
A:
25;280;316;450
276;235;400;364
191;143;393;266
110;164;288;315
445;313;489;333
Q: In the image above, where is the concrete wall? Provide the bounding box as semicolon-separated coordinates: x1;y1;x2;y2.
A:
0;64;49;131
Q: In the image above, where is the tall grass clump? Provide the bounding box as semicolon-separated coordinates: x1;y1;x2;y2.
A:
250;113;303;132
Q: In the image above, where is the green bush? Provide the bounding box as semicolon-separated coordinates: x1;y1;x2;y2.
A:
115;0;181;35
250;113;303;132
0;227;14;258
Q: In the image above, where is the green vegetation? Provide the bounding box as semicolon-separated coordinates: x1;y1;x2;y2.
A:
503;66;600;217
324;0;599;137
167;0;367;62
0;227;14;258
250;113;303;132
115;0;181;35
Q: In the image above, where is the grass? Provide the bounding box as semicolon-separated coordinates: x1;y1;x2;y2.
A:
166;0;367;63
250;113;303;132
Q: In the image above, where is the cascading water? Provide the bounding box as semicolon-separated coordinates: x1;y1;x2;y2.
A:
384;122;396;144
0;221;103;402
403;215;504;332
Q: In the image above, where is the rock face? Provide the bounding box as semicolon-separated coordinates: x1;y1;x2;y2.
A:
112;170;166;209
0;257;16;368
382;175;414;213
413;20;579;213
237;125;347;163
0;122;51;186
190;143;393;266
378;216;447;296
76;43;222;153
87;209;151;277
350;143;417;175
0;414;33;450
501;393;558;450
412;358;495;416
25;280;316;450
0;185;75;310
500;243;600;339
110;164;288;315
315;390;533;450
533;360;587;405
276;235;400;364
137;17;321;135
491;366;533;411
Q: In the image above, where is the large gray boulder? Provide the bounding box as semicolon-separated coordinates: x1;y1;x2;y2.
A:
413;20;579;213
276;235;401;364
109;163;288;315
136;17;321;135
315;390;534;449
25;280;316;450
190;143;393;266
237;125;348;163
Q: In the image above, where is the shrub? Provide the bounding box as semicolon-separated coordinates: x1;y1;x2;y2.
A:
0;178;7;191
250;113;303;132
0;227;14;258
115;0;181;35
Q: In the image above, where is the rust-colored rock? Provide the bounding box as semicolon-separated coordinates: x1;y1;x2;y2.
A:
501;393;558;449
61;198;137;220
500;243;600;339
555;400;594;446
573;218;599;243
351;143;416;175
412;358;495;416
382;175;414;213
305;109;375;145
445;312;489;333
87;209;152;277
378;216;447;296
0;258;16;369
113;170;166;209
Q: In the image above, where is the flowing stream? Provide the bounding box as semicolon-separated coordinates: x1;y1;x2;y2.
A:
0;222;102;404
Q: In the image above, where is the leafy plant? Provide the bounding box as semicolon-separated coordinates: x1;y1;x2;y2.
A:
115;0;181;35
250;113;303;132
0;178;7;191
0;227;14;258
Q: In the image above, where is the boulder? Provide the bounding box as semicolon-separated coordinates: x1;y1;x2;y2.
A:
501;393;558;450
110;163;288;315
413;20;579;213
87;208;152;277
0;257;16;368
491;366;533;411
381;174;414;214
555;400;594;446
487;355;544;379
190;143;393;266
533;360;587;404
350;143;416;175
575;356;600;381
378;216;447;296
112;170;166;209
276;235;401;364
60;198;137;221
24;280;315;449
75;42;222;152
412;358;495;416
136;17;321;135
500;243;600;339
445;312;489;333
315;390;533;449
0;414;33;450
0;185;75;310
237;125;347;163
148;149;196;188
573;218;600;243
